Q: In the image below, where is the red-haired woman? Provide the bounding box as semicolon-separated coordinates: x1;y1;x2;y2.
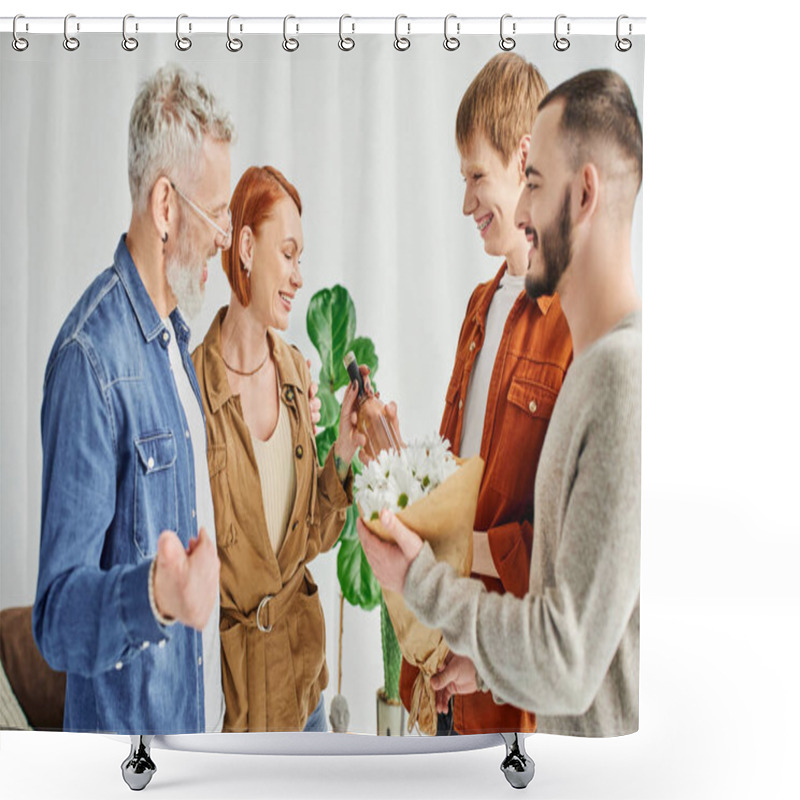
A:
192;166;363;732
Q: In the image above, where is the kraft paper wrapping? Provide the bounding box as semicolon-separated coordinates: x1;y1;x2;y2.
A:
361;456;484;735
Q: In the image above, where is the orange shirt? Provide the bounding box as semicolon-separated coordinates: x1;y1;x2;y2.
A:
400;262;573;734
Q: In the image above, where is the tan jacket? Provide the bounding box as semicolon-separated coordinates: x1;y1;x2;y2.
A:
192;307;352;732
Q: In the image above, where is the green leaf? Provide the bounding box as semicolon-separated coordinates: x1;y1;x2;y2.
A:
350;336;379;377
322;335;380;403
337;509;381;610
316;385;339;430
337;504;358;542
380;597;402;700
307;286;357;394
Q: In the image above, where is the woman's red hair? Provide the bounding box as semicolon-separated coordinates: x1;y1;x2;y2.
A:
222;165;302;306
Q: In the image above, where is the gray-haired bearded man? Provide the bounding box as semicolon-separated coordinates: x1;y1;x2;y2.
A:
34;66;233;735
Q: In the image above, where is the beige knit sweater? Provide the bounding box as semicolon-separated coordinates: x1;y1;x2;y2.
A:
404;311;641;737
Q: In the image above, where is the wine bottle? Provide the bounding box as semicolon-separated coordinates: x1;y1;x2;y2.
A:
343;351;402;459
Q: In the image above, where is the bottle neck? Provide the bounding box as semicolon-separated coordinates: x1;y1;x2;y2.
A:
345;358;367;400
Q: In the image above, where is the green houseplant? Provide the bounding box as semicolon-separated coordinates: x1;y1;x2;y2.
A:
306;285;403;731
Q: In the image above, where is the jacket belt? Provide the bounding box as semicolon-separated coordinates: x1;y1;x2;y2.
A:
223;566;307;633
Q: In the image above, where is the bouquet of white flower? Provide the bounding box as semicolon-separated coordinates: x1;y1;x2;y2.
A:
355;434;460;520
355;435;484;736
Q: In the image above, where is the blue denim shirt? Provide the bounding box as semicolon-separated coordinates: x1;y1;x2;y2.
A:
33;235;207;734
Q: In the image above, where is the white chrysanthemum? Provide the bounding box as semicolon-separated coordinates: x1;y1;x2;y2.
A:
403;442;429;479
424;434;451;465
375;449;395;480
386;468;424;511
441;454;459;481
354;433;461;519
356;486;384;520
356;458;387;494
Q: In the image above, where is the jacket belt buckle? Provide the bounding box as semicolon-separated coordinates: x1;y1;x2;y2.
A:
256;594;274;633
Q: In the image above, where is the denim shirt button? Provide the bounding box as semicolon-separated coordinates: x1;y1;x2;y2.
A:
158;639;166;648
162;332;169;343
191;509;196;518
115;661;123;670
141;641;150;650
198;656;202;666
147;457;155;469
185;429;190;439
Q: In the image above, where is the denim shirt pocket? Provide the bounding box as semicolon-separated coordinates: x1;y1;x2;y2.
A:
133;431;178;558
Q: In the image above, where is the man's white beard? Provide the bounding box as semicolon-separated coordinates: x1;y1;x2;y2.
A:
165;233;206;320
165;259;204;320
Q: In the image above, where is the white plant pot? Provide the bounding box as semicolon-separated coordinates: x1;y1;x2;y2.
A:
376;689;406;736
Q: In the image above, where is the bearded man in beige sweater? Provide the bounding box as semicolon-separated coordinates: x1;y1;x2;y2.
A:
358;69;643;739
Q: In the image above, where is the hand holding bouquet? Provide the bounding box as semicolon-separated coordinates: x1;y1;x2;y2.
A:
355;435;484;735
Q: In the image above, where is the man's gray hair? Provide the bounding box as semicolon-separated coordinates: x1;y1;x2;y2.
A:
128;65;234;213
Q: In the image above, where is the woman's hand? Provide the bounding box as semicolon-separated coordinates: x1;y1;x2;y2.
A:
333;367;368;466
354;365;404;465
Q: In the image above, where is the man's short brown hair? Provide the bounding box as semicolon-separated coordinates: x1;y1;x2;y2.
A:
539;69;643;189
456;53;548;165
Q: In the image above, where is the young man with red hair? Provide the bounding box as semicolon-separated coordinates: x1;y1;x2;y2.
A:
397;53;573;735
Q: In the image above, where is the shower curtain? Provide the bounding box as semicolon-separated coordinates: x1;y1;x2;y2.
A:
1;19;645;739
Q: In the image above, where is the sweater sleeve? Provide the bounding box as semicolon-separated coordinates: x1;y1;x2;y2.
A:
404;360;640;716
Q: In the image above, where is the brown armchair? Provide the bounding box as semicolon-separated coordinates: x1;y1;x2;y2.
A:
0;606;66;730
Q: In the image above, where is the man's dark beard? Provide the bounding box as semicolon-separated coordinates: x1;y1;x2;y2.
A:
525;187;573;301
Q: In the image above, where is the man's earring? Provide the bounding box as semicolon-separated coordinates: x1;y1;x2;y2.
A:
162;231;168;243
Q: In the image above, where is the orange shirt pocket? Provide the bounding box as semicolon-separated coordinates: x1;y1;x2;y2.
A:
441;354;466;452
487;377;558;504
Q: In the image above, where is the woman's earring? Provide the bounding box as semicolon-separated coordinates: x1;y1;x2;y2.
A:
242;260;251;276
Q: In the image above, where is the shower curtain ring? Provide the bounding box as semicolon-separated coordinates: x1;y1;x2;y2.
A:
339;15;355;51
444;14;460;51
394;15;410;51
283;15;299;52
615;15;632;51
12;15;29;52
122;15;139;51
499;14;516;51
176;14;192;51
553;14;570;51
63;14;80;51
227;15;243;52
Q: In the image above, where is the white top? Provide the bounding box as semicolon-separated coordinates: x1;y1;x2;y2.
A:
459;272;526;458
251;393;297;556
165;318;225;734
